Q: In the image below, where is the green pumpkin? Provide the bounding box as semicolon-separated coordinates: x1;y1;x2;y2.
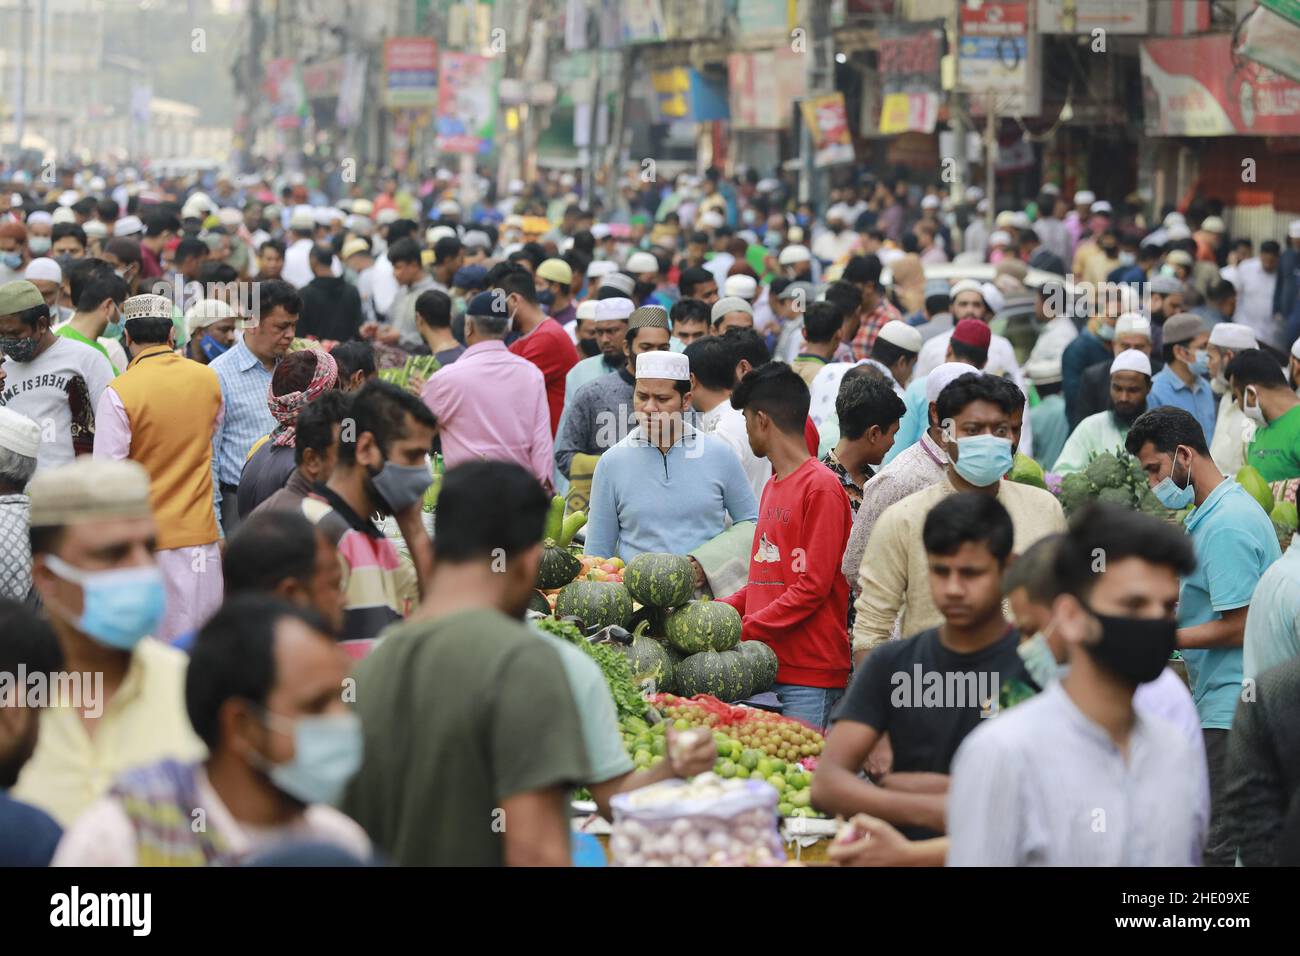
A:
674;649;750;702
536;544;581;590
620;630;675;692
527;590;551;616
623;552;695;609
738;640;778;694
665;599;742;654
555;579;634;631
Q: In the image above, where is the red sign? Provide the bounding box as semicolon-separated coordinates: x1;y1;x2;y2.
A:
1141;35;1300;137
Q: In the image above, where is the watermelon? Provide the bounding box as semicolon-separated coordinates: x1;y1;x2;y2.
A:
674;649;750;702
665;599;742;654
620;627;675;691
555;578;634;631
738;640;778;693
536;544;581;590
527;590;551;616
623;552;695;608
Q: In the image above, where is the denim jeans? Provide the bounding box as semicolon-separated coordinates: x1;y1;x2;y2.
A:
773;683;845;731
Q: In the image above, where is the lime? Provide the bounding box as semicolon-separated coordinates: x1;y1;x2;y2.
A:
733;765;750;779
728;742;743;761
739;749;761;771
633;749;652;768
766;774;787;793
673;718;690;730
788;788;812;808
717;759;737;778
651;736;666;757
792;806;815;818
650;754;664;766
769;759;787;775
756;758;774;778
777;802;794;816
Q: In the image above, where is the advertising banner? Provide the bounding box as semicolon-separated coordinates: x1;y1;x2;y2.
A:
384;37;438;110
800;93;856;168
436;52;497;153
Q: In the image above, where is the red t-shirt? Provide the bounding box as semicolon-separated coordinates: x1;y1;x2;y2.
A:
804;417;819;457
720;457;853;690
509;317;579;435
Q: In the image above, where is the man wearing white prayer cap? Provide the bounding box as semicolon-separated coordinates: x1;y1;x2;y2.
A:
21;257;62;310
1206;323;1260;475
0;406;42;600
710;296;754;334
581;348;757;563
1052;348;1152;474
112;214;145;238
722;274;758;302
564;296;636;402
839;360;981;594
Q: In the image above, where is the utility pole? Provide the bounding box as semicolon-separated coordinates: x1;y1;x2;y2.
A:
14;0;29;163
800;0;833;211
985;91;995;230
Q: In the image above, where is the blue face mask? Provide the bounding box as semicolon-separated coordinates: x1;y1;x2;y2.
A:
1097;322;1116;342
1190;349;1210;377
199;334;229;361
2;251;22;270
1153;445;1195;510
1018;629;1068;689
536;288;555;308
102;308;124;341
256;710;364;807
44;554;166;650
953;434;1014;487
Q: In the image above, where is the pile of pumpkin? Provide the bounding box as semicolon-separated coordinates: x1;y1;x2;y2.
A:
530;536;777;704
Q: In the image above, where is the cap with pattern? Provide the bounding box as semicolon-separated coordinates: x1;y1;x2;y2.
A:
636;350;690;381
628;306;670;331
952;318;992;351
0;279;45;315
711;296;754;322
122;293;175;322
1161;312;1206;346
29;457;154;527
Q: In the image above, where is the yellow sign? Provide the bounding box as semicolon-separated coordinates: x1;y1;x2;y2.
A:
880;93;913;134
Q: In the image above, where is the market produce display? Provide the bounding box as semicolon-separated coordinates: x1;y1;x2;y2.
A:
555;578;634;631
1054;450;1185;520
619;622;676;692
1008;452;1048;490
1233;465;1298;551
608;773;785;867
536;617;646;719
665;599;742;653
376;354;440;390
674;648;750;701
623;552;695;609
536;495;585;589
737;640;779;689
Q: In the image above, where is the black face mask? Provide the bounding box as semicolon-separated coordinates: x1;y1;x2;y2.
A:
1083;607;1176;685
578;337;601;357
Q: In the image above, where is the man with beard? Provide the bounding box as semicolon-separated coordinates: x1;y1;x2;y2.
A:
1072;313;1155;424
1052;350;1152;474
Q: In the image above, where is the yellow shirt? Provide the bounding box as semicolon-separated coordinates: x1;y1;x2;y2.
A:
12;638;206;827
851;475;1068;654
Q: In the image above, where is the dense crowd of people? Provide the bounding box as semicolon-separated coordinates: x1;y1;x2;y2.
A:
1;159;1299;867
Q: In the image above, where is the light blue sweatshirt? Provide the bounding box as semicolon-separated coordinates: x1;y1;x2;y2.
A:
583;424;758;562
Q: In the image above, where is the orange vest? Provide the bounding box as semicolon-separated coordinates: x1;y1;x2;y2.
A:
110;345;222;550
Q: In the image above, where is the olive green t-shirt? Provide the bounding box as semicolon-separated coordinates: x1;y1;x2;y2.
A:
342;607;591;866
1248;404;1300;482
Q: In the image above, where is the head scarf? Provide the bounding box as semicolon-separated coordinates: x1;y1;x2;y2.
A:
267;349;338;447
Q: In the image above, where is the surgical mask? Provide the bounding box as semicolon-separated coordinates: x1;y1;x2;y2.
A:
952;434;1014;487
0;334;40;363
1152;445;1195;510
1097;322;1115;342
1242;385;1266;424
370;459;432;514
1118;252;1136;266
1190;349;1209;377
102;308;124;340
27;236;51;255
43;554;166;651
254;710;364;807
199;334;229;361
1018;629;1067;689
536;288;555;308
1;251;21;270
1082;607;1176;685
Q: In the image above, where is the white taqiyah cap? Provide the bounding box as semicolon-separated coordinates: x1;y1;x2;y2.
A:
710;296;753;322
698;210;725;230
26;211;52;226
988;230;1011;247
876;319;922;354
1110;349;1152;377
591;223;612;239
921;195;941;210
113;214;145;237
375;208;400;225
594;297;635;321
778;244;811;265
426;225;457;244
1114;313;1152;339
722;274;757;300
576;299;599;321
1207;323;1257;351
1292;337;1300;361
926;362;979;404
23;258;62;283
626;251;660;274
949;278;983;299
1073;190;1095;206
636;350;690;381
0;406;42;459
51;206;76;225
83;220;108;238
587;259;617;279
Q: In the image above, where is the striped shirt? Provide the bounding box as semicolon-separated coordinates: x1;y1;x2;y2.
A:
946;682;1207;866
209;339;276;491
300;488;402;642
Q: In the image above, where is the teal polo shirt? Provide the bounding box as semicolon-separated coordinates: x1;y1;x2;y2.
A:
1177;477;1281;730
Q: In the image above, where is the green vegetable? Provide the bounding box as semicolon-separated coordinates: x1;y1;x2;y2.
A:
673;648;749;701
737;640;778;694
1008;452;1047;490
1084;451;1127;490
1236;466;1274;514
1058;472;1096;516
624;552;695;608
536;617;646;719
617;622;675;692
558;510;587;548
376;354;441;390
536;546;581;590
555;579;634;630
665;599;742;653
543;495;566;545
